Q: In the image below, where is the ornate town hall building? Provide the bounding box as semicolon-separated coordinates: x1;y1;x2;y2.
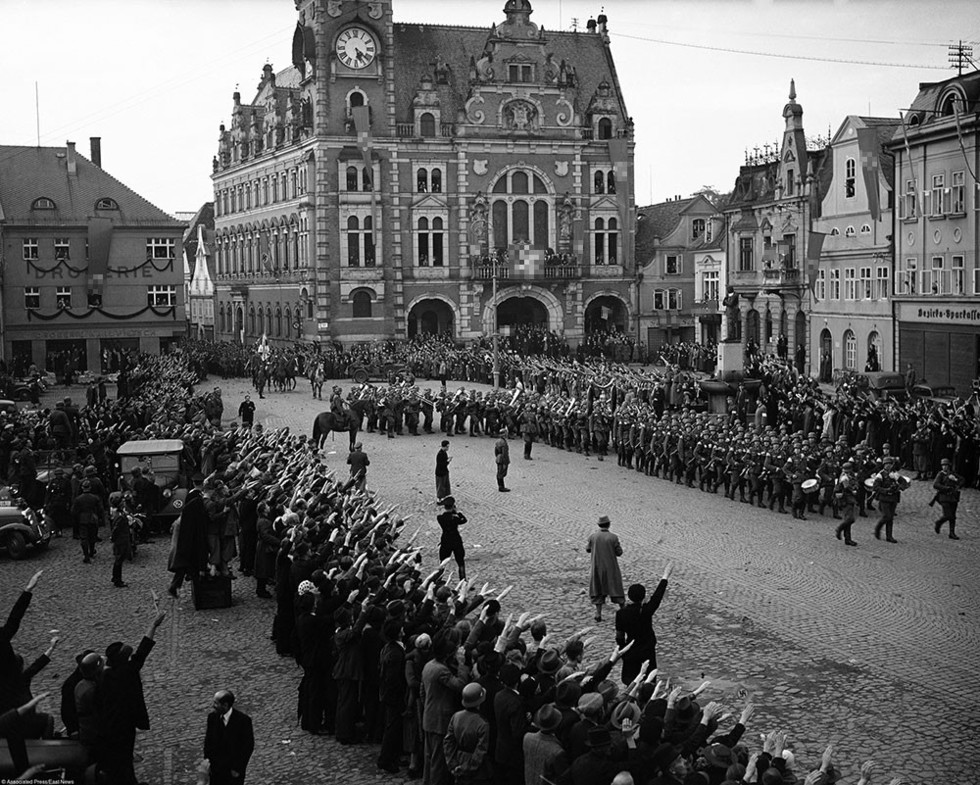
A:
212;0;635;346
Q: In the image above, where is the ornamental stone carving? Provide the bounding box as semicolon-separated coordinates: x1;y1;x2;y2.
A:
503;100;539;132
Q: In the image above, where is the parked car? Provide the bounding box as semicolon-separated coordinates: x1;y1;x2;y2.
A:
0;400;17;415
8;375;47;401
0;486;51;560
349;361;409;384
852;371;909;402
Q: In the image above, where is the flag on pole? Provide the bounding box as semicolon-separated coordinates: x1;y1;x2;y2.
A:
806;231;827;300
600;306;612;321
352;105;376;246
899;112;920;218
856;126;881;221
511;240;544;279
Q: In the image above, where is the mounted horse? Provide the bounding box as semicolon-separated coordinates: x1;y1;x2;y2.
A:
311;399;371;451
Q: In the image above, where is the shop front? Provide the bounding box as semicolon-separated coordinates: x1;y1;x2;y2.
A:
895;301;980;394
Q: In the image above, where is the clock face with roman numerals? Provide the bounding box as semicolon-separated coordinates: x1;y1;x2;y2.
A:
336;27;376;70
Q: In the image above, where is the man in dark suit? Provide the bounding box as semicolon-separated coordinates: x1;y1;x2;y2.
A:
492;663;526;785
376;621;407;773
100;609;167;785
615;562;673;684
205;690;255;785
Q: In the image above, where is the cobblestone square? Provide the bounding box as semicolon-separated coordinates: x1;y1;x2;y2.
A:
2;378;977;784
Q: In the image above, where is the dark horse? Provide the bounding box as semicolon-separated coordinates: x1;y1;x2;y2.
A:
311;399;371;451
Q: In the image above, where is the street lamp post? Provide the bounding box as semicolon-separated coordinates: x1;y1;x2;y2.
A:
491;258;499;388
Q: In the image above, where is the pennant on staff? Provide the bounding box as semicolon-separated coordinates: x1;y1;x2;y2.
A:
806;231;827;300
352;105;377;245
856;126;881;222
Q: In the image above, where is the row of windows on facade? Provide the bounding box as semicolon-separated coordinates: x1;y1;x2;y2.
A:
894;255;979;296
215;225;310;275
22;285;177;310
21;238;175;262
899;172;973;219
216;301;316;338
216;211;623;271
216;167;308;216
736;235;798;271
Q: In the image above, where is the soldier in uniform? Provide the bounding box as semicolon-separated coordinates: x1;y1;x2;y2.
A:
834;459;859;545
405;390;421;436
421;390;435;434
932;457;961;540
519;407;537;460
817;448;840;519
871;457;902;543
494;428;511;492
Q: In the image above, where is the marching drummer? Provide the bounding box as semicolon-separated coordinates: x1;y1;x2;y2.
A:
871;457;904;543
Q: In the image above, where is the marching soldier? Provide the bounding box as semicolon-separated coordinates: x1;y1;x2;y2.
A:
933;457;962;540
871;457;902;543
834;459;859;545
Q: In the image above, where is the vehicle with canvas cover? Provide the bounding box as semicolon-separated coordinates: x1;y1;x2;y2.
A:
116;439;189;531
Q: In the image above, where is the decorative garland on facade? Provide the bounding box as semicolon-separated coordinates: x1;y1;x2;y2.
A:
25;257;175;276
26;305;177;321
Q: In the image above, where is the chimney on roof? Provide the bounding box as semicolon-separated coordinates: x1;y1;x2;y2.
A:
90;137;102;168
66;141;77;176
586;17;597;32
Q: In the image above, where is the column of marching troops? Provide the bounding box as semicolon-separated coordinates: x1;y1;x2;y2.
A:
314;365;969;545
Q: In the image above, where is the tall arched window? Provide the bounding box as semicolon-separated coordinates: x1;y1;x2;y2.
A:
594;219;606;265
845;158;856;198
490;170;553;251
597;118;613;139
844;329;857;370
420;113;436;137
417;217;430;266
352;290;372;318
265;306;272;336
431;217;444;266
346;166;359;191
218;305;225;332
417;168;428;193
347;217;360;266
275;308;282;337
594;171;605;194
248;306;256;336
607;171;617;194
431;168;442;193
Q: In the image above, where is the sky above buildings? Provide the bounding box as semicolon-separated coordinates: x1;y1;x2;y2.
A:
1;0;976;215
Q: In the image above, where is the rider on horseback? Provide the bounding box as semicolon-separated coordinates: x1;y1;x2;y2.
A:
330;386;346;418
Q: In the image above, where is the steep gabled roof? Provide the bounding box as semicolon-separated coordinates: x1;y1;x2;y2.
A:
635;198;692;262
391;24;625;125
0;145;178;225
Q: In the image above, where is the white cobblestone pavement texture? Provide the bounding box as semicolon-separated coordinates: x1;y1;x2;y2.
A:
3;378;978;784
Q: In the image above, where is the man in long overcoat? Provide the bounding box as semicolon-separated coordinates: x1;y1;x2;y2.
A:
167;487;208;596
586;515;624;622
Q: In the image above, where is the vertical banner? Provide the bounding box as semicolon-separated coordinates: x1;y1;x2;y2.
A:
510;240;543;279
607;138;632;264
806;231;827;300
352;105;376;245
87;217;113;303
856;126;881;222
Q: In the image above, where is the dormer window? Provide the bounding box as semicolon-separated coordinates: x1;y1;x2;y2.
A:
95;197;119;210
845;226;855;238
32;197;56;210
597;118;613;140
692;219;706;241
508;64;533;83
419;113;436;137
860;224;872;234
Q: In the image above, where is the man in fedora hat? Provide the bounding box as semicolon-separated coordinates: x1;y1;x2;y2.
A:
494;428;511;492
587;516;624;622
523;704;568;785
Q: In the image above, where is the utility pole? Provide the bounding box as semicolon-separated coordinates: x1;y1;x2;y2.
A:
948;41;973;76
491;259;499;388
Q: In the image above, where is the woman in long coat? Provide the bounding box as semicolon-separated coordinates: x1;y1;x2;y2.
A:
586;515;624;621
167;487;208;596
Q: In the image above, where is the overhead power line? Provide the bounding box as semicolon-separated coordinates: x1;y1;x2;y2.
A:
612;32;950;70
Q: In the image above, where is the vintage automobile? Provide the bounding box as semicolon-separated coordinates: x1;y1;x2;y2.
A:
349;361;410;385
116;439;189;530
0;485;51;560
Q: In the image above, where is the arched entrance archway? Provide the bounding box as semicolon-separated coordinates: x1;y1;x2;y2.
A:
745;309;760;344
584;294;629;334
497;297;548;327
482;285;563;335
408;297;456;338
